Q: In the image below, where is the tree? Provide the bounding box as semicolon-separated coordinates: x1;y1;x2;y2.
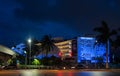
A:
113;34;120;63
41;35;58;57
30;39;41;56
93;21;117;69
32;59;40;65
114;27;120;47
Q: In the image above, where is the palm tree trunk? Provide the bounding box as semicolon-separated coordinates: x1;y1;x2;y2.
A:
106;39;109;69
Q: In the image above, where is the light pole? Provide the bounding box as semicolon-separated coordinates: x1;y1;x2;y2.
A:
28;38;32;65
24;51;27;68
106;39;110;69
95;40;97;68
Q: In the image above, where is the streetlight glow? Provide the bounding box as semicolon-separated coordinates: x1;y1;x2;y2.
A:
28;38;32;43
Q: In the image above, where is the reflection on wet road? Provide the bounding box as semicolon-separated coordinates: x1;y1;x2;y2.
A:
0;69;120;76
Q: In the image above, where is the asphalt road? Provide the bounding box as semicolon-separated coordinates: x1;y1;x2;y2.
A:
0;69;120;76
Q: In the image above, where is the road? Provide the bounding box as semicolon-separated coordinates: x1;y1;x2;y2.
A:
0;69;120;76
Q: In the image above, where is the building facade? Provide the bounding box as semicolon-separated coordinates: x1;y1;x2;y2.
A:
55;40;72;59
35;36;109;64
77;37;109;63
0;45;16;66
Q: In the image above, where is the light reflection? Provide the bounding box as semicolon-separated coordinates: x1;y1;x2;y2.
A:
57;71;62;76
18;70;116;76
68;72;73;76
78;72;93;76
91;72;107;76
20;69;39;76
78;71;107;76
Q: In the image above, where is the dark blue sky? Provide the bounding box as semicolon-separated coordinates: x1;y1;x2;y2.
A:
0;0;120;47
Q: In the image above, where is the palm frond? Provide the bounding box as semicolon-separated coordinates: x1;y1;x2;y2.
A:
40;35;58;56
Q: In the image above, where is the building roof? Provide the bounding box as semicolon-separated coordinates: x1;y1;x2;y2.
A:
0;45;16;56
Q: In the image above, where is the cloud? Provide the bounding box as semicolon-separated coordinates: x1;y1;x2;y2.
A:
14;0;82;22
14;0;120;28
40;21;79;38
1;0;120;47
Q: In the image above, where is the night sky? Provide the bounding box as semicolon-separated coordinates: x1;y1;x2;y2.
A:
0;0;120;47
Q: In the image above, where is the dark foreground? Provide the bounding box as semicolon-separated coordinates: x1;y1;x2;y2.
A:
0;69;120;76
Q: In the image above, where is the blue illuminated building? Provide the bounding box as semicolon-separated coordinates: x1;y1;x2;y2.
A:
77;37;109;63
11;37;110;64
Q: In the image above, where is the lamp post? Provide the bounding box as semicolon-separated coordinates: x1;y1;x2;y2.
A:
28;38;32;65
24;51;27;68
95;40;97;68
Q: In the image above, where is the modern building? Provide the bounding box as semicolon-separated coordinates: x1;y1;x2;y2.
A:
35;39;73;59
35;36;109;64
55;40;72;59
77;37;109;63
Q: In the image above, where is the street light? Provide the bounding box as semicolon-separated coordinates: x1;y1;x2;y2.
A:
28;38;32;65
24;51;27;68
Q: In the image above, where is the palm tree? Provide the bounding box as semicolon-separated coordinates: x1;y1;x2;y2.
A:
113;36;120;63
114;36;120;48
41;35;57;57
93;21;117;69
31;39;41;56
